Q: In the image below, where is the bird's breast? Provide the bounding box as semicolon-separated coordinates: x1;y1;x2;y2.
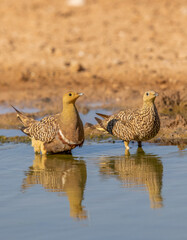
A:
58;129;84;147
134;110;160;140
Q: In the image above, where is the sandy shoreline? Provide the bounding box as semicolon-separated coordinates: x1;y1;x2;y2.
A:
0;0;186;145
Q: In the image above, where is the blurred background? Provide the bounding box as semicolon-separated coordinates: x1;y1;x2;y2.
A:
0;0;186;111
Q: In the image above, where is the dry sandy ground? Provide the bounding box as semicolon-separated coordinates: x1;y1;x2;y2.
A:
0;0;186;142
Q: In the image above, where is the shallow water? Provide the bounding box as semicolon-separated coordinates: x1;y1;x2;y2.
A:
0;129;25;137
0;106;39;114
80;108;113;125
0;140;187;240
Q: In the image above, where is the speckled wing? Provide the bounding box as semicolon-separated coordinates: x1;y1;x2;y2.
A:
28;115;60;143
96;109;139;141
106;117;136;141
114;109;140;122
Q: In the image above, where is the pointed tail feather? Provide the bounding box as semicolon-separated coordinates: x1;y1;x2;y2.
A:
96;113;110;119
95;117;107;132
95;117;102;125
11;105;23;115
12;105;35;127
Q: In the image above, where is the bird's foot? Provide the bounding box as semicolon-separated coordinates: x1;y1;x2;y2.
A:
138;141;142;148
125;149;130;156
124;141;130;150
34;151;41;155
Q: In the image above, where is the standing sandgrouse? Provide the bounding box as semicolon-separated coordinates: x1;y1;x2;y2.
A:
95;90;160;150
13;92;84;154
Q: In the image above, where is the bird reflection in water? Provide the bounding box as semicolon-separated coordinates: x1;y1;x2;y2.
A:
22;154;87;220
100;147;163;208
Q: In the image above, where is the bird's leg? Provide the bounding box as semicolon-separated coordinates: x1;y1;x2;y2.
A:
125;149;130;156
32;138;41;154
138;141;142;148
124;141;130;150
41;142;47;155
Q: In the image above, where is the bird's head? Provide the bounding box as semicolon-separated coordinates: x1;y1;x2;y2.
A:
143;90;158;103
63;91;84;104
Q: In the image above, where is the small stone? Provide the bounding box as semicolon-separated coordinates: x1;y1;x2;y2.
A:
78;51;85;57
112;59;124;65
118;31;125;38
67;0;85;7
157;55;164;60
70;61;85;72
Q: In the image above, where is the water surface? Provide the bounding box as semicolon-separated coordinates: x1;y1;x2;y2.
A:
0;106;39;114
0;140;187;240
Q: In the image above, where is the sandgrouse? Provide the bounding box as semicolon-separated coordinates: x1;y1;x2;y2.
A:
95;90;160;151
13;92;84;154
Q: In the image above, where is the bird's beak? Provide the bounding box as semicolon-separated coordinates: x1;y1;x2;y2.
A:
74;92;84;101
155;92;159;96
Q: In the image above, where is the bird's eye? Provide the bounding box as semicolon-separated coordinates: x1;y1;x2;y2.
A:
146;92;149;96
69;93;72;96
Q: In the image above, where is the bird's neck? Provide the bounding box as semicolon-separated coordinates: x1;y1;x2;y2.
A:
142;101;155;110
60;103;78;124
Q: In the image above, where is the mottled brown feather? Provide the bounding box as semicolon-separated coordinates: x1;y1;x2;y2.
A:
12;91;84;154
95;91;160;143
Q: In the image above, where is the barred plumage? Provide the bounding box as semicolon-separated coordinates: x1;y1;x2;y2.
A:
29;115;59;142
95;90;160;151
13;92;84;154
